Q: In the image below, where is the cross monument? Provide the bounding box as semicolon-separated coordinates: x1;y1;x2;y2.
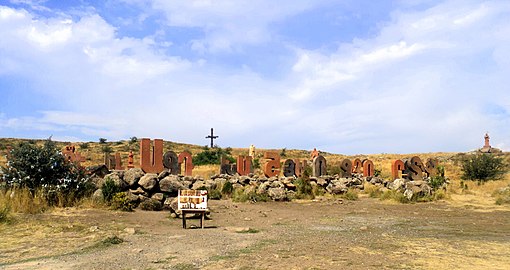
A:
206;128;218;148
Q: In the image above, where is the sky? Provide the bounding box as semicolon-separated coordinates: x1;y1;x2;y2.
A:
0;0;509;154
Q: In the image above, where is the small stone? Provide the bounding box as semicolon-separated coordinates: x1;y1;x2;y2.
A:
89;226;99;232
124;227;136;235
244;217;252;221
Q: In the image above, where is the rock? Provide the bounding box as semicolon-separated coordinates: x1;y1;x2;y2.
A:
270;181;284;189
328;184;347;195
89;226;99;232
390;178;406;190
158;170;170;180
170;213;178;218
192;181;206;190
91;177;105;189
316;178;328;187
139;173;158;191
160;175;185;193
232;183;243;190
404;189;414;200
239;176;251;185
92;189;103;202
225;227;253;233
151;193;165;202
257;182;270;194
104;172;128;190
86;165;110;178
124;168;145;187
130;187;146;196
268;187;287;201
127;192;140;204
163;197;174;210
124;227;136;235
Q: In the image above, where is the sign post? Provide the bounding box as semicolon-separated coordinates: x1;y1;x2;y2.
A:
178;190;208;229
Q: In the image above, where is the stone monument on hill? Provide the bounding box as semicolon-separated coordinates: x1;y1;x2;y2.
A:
478;133;502;153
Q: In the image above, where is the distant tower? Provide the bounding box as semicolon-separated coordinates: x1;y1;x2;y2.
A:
484;132;490;148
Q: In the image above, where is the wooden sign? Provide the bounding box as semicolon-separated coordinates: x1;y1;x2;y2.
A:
178;190;208;211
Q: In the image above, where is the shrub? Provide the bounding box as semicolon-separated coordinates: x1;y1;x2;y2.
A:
79;142;89;149
493;186;510;205
232;188;269;203
102;178;120;203
1;139;92;206
193;147;235;165
429;165;447;190
208;189;222;200
461;154;508;182
253;158;260;169
0;205;10;223
340;189;358;201
111;193;134;211
364;183;383;198
294;177;314;200
221;181;234;197
99;138;107;144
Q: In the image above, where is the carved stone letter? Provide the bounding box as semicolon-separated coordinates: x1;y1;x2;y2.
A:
352;158;362;174
405;156;423;180
114;152;123;170
220;156;236;175
391;159;405;180
362;159;375;177
312;155;327;177
263;152;281;177
163;151;180;175
424;158;438;177
294;159;307;177
340;158;352;178
236;155;253;176
178;152;194;176
140;138;164;174
283;159;296;177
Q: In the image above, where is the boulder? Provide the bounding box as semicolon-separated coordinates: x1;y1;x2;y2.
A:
124;168;145;187
158;170;170;180
151;193;165;202
257;182;270;194
139;173;158;191
86;165;109;178
92;189;103;202
104;172;128;190
268;187;287;201
160;175;185;193
270;181;284;189
130;187;146;195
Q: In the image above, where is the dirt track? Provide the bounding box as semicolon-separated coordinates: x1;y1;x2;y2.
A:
1;197;509;270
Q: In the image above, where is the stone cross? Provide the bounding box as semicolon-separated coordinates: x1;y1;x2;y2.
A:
484;132;491;148
205;128;218;148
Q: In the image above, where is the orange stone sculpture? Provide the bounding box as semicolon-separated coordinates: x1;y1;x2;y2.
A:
236;155;252;176
62;145;85;165
140;138;164;174
127;151;134;169
362;159;375;177
263;152;281;177
352;158;362;174
391;159;405;180
114;152;123;170
178;152;194;176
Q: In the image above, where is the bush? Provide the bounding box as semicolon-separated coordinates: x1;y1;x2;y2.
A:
340;189;358;201
364;183;383;198
193;146;234;165
232;188;269;203
111;193;134;211
102;178;121;203
79;142;89;149
0;205;10;223
461;154;508;182
208;189;222;200
99;138;107;144
294;177;314;199
493;186;510;205
429;165;447;190
221;181;234;197
1;139;92;206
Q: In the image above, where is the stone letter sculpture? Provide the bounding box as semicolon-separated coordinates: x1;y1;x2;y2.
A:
236;155;253;176
178;152;194;176
163;151;180;175
140;138;164;173
263;152;281;177
340;158;353;178
391;159;405;180
362;159;375;177
283;159;296;177
312;155;327;177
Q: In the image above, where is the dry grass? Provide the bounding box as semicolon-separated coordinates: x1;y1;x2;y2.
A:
0;188;48;215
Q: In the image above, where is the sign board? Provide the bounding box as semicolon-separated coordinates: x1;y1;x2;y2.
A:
178;190;208;211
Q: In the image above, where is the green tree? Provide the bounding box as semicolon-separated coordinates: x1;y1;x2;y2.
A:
1;139;92;202
461;154;508;182
194;146;234;165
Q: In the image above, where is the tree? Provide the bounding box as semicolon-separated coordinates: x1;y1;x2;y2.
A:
461;154;508;182
1;139;92;203
99;138;107;144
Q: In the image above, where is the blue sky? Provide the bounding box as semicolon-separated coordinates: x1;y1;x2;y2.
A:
0;0;509;154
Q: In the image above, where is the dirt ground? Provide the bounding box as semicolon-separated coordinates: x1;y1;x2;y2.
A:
1;196;509;270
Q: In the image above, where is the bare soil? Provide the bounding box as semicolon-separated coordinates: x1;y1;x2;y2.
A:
1;196;509;270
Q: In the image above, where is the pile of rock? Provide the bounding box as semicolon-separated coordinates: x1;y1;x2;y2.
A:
386;177;446;200
90;168;384;210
